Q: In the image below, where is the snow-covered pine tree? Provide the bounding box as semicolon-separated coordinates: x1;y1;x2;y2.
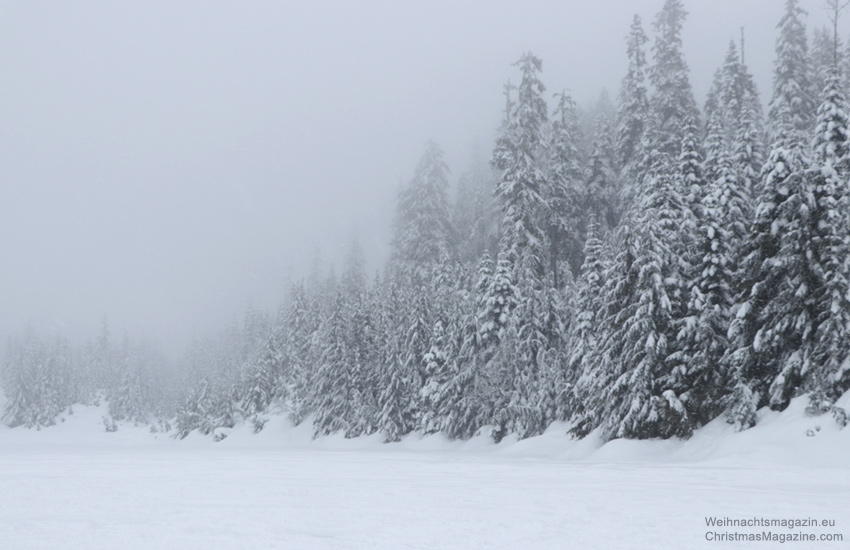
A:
566;215;607;421
596;164;692;441
616;14;650;177
3;334;71;429
475;251;499;347
807;166;850;418
570;223;638;438
2;339;37;428
585;119;618;232
375;278;415;442
442;288;485;440
492;52;548;284
341;238;380;437
678;117;705;207
725;109;808;430
400;288;433;431
812;69;850;171
726;158;812;419
451;155;500;265
810;26;842;112
709;41;765;195
647;0;700;160
670;164;737;426
390;141;452;287
747;68;850;413
806;68;850;418
417;251;465;435
312;294;354;437
239;322;283;429
734;92;765;197
844;37;850;97
174;374;237;439
715;156;752;268
92;317;115;403
281;282;320;425
488;52;553;440
548;90;584;281
769;0;814;143
474;251;517;434
419;318;452;435
109;338;152;426
538;283;571;425
173;382;203;439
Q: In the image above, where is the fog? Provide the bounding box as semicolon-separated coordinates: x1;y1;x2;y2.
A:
0;0;838;355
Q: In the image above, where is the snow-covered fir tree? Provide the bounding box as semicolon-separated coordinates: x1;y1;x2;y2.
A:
489;52;553;440
616;14;650;176
769;0;814;143
567;215;607;422
547;90;584;281
390;141;452;286
670;165;737;426
312;294;356;437
647;0;700;160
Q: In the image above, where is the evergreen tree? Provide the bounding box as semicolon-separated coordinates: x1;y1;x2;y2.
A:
585;120;618;231
725;118;807;429
806;69;850;417
810;26;842;108
678;117;705;207
282;282;320;425
596;164;693;440
648;0;700;159
109;339;152;425
670;169;736;426
567;216;607;420
240;323;283;427
769;0;814;143
492;52;548;287
342;239;380;436
442;289;485;440
807;165;850;418
451;155;500;264
418;318;453;434
2;340;37;428
734;94;765;197
376;279;415;442
312;296;354;437
548;91;584;280
616;14;650;175
391;141;452;286
812;70;850;170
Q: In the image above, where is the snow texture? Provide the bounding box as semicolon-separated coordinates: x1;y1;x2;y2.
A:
2;397;849;550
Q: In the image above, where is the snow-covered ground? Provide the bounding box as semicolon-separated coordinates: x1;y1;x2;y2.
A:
1;396;849;549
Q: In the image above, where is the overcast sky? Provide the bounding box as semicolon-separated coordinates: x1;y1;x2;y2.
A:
0;0;840;355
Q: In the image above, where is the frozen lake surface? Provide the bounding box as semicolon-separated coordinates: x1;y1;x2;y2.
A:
1;397;848;549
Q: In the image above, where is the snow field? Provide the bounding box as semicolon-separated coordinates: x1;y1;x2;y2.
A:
1;396;848;550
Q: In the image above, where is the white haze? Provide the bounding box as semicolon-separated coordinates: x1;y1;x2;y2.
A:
0;0;840;355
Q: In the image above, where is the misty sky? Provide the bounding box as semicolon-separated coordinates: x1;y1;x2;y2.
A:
0;0;841;354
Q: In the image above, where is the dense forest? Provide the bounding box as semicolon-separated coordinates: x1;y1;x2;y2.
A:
4;0;850;443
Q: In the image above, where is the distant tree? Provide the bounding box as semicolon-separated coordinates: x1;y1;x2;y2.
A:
647;0;700;160
391;141;452;286
548;90;584;281
616;16;651;175
312;295;355;437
